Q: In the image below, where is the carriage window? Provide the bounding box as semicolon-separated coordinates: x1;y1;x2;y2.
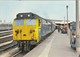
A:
26;19;36;26
14;19;24;26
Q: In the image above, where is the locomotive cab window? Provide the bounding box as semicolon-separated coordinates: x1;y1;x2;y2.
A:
14;19;24;26
26;19;36;26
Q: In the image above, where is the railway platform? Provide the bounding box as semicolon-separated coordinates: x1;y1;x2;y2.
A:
24;30;78;57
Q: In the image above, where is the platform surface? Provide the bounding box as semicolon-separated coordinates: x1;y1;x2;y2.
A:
24;30;78;57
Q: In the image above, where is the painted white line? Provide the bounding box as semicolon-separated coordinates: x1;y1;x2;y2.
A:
0;40;13;47
0;34;13;39
38;37;53;57
0;30;12;34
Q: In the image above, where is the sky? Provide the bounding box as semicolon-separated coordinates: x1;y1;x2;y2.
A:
0;1;79;23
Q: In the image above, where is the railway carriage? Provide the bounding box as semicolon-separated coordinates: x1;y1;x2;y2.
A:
12;12;55;52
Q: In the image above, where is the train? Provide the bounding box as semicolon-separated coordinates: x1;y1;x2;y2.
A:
12;12;56;52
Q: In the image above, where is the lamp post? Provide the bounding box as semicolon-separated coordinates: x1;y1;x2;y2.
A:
66;5;69;35
76;0;80;56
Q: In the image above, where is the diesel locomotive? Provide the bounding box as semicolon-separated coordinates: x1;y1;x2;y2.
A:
12;12;55;51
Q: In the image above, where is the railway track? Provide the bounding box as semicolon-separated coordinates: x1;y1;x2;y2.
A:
0;34;13;43
0;47;19;57
0;30;13;43
0;29;22;57
0;30;12;33
11;45;37;57
11;51;22;57
0;30;12;36
0;29;12;31
0;30;17;52
0;32;12;37
0;41;17;52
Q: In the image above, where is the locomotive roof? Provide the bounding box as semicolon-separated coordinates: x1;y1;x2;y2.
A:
15;12;52;23
16;12;43;19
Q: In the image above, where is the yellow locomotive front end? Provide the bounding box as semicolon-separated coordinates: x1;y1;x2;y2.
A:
13;19;39;42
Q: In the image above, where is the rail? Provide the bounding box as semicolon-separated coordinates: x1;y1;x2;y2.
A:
0;30;12;34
